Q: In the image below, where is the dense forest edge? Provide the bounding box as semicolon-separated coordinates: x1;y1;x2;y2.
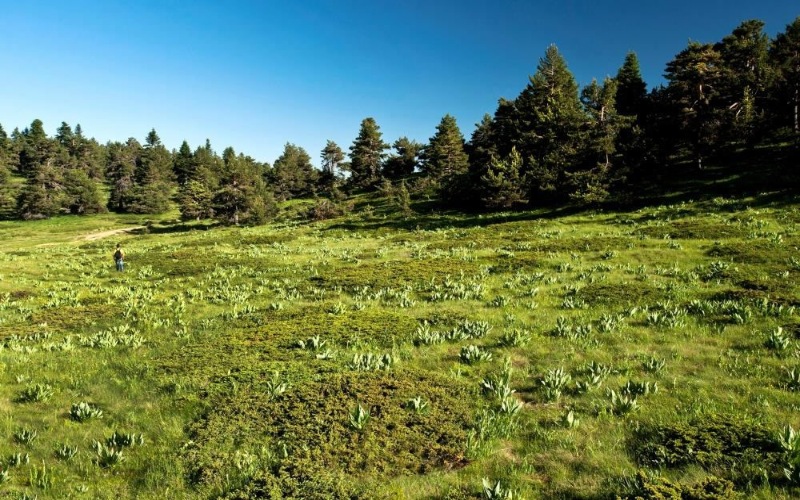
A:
0;16;798;225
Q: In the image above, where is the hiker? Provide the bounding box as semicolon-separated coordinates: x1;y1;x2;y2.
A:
113;244;125;272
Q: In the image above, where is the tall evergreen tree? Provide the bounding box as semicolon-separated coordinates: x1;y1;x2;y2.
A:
515;45;586;201
192;139;223;187
615;52;647;117
14;120;80;218
16;157;66;219
178;140;219;221
270;143;318;200
319;140;345;191
0;124;10;174
613;54;652;183
466;114;497;165
18;119;55;178
716;20;772;141
178;179;214;220
383;137;422;179
173;140;195;186
213;147;275;225
347;117;388;190
569;77;629;203
489;98;519;159
0;125;16;212
464;114;499;205
0;161;11;213
421;114;469;180
63;168;106;214
770;17;800;133
131;129;173;213
480;147;528;209
320;140;345;177
106;138;141;212
664;42;725;168
55;122;75;151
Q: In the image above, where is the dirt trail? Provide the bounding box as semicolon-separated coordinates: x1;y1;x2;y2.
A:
35;226;145;247
81;226;145;241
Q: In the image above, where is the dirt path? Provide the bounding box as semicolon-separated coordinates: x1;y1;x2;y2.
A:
80;226;145;241
35;225;146;247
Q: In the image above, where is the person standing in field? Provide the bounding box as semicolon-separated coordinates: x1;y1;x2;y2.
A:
113;243;125;272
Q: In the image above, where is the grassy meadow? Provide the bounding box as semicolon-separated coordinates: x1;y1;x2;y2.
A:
0;193;799;498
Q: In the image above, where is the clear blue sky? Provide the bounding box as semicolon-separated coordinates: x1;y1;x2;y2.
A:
1;1;797;166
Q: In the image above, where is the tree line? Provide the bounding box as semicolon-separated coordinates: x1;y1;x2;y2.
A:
0;16;797;223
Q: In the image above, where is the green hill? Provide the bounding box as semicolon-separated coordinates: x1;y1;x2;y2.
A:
0;192;798;498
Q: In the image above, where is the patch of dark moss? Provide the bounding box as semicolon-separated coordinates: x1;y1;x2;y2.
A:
316;259;480;290
705;242;777;264
616;471;737;500
30;303;118;330
187;370;473;492
258;308;417;349
733;273;799;305
146;250;215;277
631;415;782;486
9;290;34;300
638;221;748;240
577;281;663;308
238;233;299;246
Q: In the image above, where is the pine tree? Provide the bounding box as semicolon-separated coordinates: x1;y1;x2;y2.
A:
179;179;214;220
463;114;499;205
0;161;12;213
489;98;519;159
213;147;275;225
613;54;652;183
770;17;800;133
131;129;173;213
383;137;421;179
665;42;725;168
319;140;345;193
0;125;15;212
18;119;56;178
192;139;223;187
569;77;629;204
106;138;141;212
480;147;527;209
55;122;75;152
177;139;220;219
515;45;586;201
72;131;106;181
14;120;75;218
348;117;388;190
422;114;469;180
16;158;66;219
466;114;497;168
320;140;345;177
615;52;647;117
716;20;771;141
270;143;318;200
63;168;105;214
173;140;195;186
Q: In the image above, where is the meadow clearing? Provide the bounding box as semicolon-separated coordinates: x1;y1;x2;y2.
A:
0;193;798;499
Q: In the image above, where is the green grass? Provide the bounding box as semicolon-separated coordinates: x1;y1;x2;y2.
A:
0;194;799;498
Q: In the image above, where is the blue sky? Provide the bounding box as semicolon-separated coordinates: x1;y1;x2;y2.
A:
1;1;797;166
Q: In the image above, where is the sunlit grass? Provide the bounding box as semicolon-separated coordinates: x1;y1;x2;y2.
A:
0;194;798;497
